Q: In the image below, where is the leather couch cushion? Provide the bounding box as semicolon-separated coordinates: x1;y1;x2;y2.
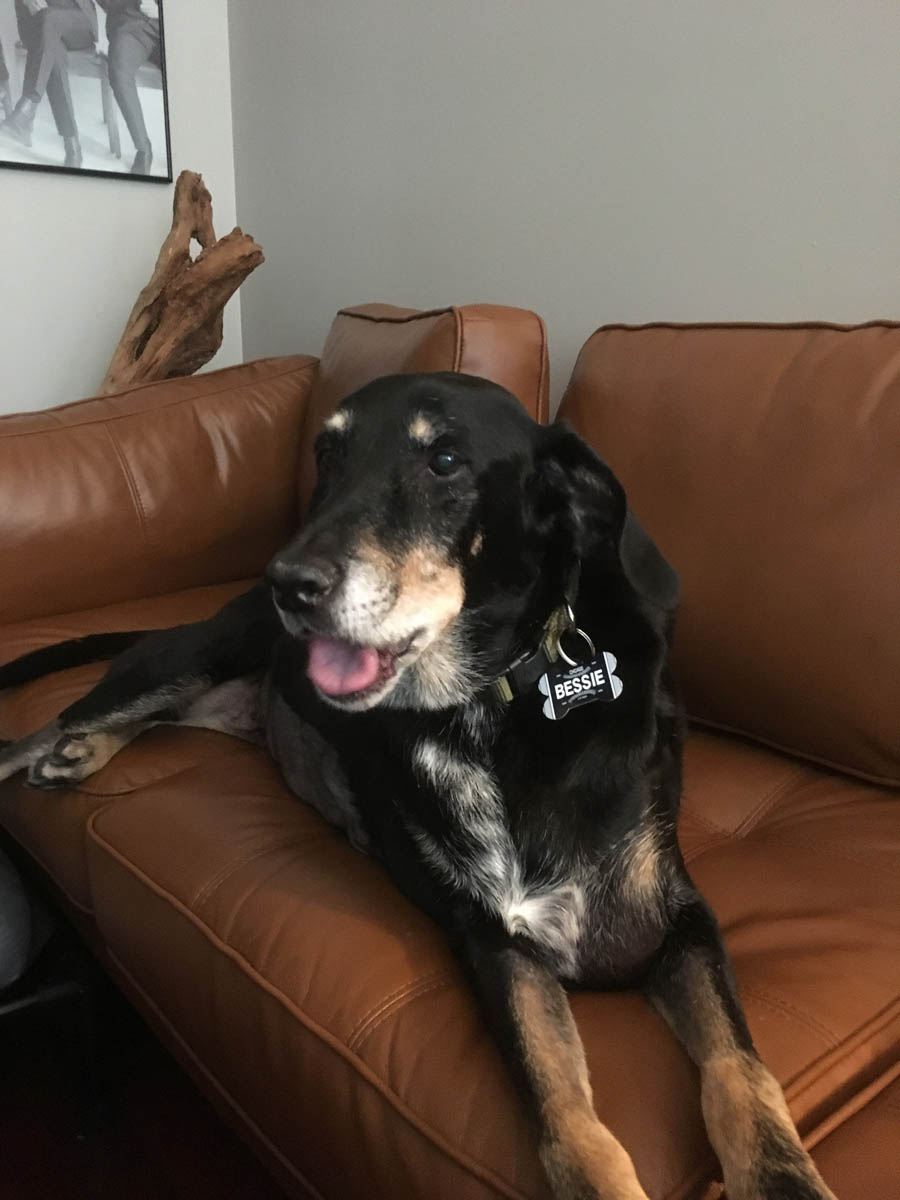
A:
809;1074;900;1200
558;321;900;786
297;304;549;509
0;356;316;625
0;579;254;911
86;728;900;1200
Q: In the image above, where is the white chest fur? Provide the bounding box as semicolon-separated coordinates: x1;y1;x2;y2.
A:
411;738;585;973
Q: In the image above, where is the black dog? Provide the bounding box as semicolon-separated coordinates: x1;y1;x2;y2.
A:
0;373;836;1200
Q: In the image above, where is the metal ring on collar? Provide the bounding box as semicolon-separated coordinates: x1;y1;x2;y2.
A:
557;624;596;667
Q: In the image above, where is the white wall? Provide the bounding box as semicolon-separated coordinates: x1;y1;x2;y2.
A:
228;1;900;405
0;0;241;415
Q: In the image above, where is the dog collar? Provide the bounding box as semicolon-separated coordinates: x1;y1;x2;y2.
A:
489;604;571;703
489;570;624;718
490;566;582;703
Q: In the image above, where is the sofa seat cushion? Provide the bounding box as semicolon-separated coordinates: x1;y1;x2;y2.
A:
85;729;900;1200
809;1073;900;1200
680;732;900;1154
0;579;255;911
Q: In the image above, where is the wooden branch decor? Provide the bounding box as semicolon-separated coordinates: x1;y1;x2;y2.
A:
99;170;264;394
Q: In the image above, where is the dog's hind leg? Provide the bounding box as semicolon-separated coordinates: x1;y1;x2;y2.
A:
642;892;837;1200
464;930;650;1200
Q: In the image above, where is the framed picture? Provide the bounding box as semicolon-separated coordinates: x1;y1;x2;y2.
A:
0;0;171;182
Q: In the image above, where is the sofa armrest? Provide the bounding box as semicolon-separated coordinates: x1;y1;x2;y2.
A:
0;356;318;625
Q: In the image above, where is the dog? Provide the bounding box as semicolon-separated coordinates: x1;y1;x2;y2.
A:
0;372;837;1200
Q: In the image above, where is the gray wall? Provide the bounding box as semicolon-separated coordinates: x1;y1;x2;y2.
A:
0;0;242;415
229;1;899;404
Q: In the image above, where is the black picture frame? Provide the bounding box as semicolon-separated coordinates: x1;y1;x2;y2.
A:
0;0;171;183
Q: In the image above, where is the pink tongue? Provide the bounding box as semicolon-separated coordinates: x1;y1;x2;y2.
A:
306;636;381;696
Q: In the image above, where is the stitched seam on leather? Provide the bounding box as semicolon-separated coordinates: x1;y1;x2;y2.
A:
781;996;900;1102
347;975;452;1053
687;714;900;789
593;319;900;334
662;1152;720;1200
730;763;812;838
680;762;812;842
741;985;841;1048
0;580;254;648
535;313;549;423
682;834;728;864
678;805;727;834
453;308;465;372
344;970;448;1048
351;979;453;1055
104;946;328;1200
189;834;322;910
88;821;532;1199
337;307;452;325
102;422;152;553
0;360;318;438
681;811;900;888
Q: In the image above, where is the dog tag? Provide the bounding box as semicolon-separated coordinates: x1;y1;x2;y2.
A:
537;652;623;720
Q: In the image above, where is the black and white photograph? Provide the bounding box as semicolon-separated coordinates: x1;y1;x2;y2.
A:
0;0;170;180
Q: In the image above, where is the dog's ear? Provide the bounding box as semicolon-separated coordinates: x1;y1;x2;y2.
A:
535;423;679;623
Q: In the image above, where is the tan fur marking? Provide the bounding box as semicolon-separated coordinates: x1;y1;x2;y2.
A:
659;960;837;1200
73;729;144;768
701;1052;763;1178
512;961;649;1200
394;545;464;632
702;1051;836;1199
408;412;435;443
355;536;394;572
621;826;662;912
469;530;484;557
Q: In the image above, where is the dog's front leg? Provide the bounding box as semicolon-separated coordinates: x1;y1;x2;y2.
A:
1;584;277;791
642;893;837;1200
463;929;649;1200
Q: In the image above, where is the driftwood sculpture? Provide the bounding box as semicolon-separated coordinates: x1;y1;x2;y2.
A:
99;170;264;394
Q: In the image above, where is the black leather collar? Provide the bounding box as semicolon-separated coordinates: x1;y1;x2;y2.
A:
489;604;570;702
489;565;581;703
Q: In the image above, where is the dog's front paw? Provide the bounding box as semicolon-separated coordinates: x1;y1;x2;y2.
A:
26;733;96;790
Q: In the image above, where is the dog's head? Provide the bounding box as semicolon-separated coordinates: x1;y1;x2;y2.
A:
266;372;677;712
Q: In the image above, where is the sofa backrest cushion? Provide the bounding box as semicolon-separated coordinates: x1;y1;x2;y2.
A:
0;356;317;625
297;304;549;510
558;321;900;786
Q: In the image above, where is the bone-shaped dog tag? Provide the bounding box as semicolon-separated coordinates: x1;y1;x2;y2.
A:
537;652;623;720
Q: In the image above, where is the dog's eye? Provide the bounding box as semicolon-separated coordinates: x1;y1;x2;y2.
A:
429;451;461;477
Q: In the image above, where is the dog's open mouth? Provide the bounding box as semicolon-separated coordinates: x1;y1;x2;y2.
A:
305;634;415;699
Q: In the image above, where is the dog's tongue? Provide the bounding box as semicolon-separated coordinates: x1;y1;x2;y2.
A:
306;636;381;696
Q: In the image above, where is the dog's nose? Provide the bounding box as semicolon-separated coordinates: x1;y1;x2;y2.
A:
267;557;342;610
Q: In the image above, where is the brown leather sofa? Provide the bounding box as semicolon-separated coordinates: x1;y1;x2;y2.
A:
1;306;897;1200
